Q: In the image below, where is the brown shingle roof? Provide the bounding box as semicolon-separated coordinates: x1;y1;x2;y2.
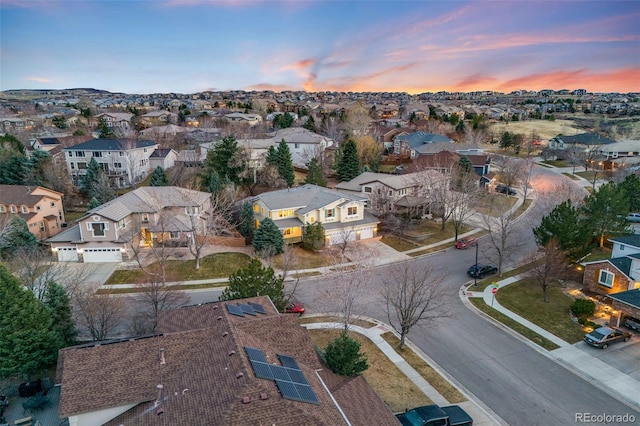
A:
58;297;394;425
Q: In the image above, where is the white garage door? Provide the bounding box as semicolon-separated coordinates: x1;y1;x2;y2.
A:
359;227;374;240
57;247;79;262
329;231;357;246
82;247;122;263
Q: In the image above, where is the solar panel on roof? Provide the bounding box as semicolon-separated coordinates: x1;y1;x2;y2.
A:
285;368;308;385
248;302;267;315
244;347;267;363
275;379;299;400
250;360;274;380
226;303;244;317
294;383;319;404
238;303;257;316
278;354;299;369
270;365;292;382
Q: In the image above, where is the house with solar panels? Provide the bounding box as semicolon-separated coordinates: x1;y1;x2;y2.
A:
251;184;379;246
56;296;398;425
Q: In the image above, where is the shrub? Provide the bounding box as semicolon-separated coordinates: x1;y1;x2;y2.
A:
570;299;596;319
323;332;368;376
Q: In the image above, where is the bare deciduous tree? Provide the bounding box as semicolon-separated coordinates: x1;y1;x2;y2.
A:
480;194;522;276
71;284;126;341
527;239;567;303
382;261;450;348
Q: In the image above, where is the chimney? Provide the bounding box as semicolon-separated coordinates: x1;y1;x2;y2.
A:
159;348;166;365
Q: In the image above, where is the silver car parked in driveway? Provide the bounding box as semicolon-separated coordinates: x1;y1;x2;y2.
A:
584;326;632;349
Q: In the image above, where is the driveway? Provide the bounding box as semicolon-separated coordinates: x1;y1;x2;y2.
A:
57;262;118;288
575;333;640;381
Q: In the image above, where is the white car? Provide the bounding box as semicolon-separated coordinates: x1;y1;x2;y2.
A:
626;213;640;223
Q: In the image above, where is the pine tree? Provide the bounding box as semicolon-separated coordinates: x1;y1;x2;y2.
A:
0;216;38;259
303;115;317;132
276;139;295;187
150;166;169;186
201;135;243;187
302;222;325;251
219;258;286;310
97;117;116;139
0;265;61;377
81;157;102;196
305;158;327;187
87;197;101;210
266;146;278;166
238;201;255;238
44;281;77;347
206;170;223;195
337;139;360;182
253;217;284;256
323;332;368;376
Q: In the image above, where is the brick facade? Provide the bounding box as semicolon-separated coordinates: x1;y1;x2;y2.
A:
582;262;632;295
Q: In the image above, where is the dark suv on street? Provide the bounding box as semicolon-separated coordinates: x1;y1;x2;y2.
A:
466;263;498;279
495;184;517;196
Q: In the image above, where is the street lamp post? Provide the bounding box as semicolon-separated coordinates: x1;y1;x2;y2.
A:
473;241;479;287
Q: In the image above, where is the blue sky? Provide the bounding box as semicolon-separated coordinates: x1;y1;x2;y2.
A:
1;0;639;94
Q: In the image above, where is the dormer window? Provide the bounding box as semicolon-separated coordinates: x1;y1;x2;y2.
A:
0;205;5;213
141;213;149;223
10;205;17;213
21;205;28;213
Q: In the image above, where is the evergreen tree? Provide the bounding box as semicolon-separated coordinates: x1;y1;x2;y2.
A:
302;222;325;251
458;156;475;174
97;117;116;139
23;149;51;186
305;157;327;187
0;135;27;184
581;182;631;247
150;166;169;186
81;157;102;196
206;170;224;195
323;332;368;376
0;265;61;377
0;216;38;259
533;200;590;261
43;281;77;347
336;139;360;182
201;135;244;187
619;173;640;212
87;197;101;210
253;217;284;256
218;258;286;310
303;115;317;132
265;146;278;166
238;201;255;238
276;139;295;187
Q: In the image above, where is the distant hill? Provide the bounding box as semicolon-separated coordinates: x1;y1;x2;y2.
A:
0;88;116;100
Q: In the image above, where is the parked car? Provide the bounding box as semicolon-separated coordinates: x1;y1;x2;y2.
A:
626;213;640;223
495;184;517;196
467;263;498;279
583;326;631;349
454;237;478;250
624;317;640;331
396;404;473;426
283;295;305;315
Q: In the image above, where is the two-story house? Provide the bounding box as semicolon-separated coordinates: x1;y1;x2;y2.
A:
224;112;263;126
251;184;378;246
548;133;616;153
63;138;158;188
46;186;213;262
393;132;454;159
95;112;134;130
0;185;65;240
582;235;640;325
140;110;178;126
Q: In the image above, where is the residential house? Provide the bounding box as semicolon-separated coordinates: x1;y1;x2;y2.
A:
140;110;178;126
393;132;454;159
548;133;616;152
251;184;379;245
46;186;213;262
149;148;179;170
224;112;263;126
95;112;134;131
56;296;398;426
595;140;640;170
0;117;36;132
63;138;158;188
0;185;65;240
336;172;425;216
582;235;640;325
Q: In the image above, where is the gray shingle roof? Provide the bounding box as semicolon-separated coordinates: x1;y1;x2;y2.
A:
610;257;632;276
253;184;365;212
62;138;157;151
609;234;640;249
609;289;640;309
46;224;81;243
335;172;416;192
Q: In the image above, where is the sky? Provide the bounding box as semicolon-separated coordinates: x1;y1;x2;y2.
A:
1;0;639;95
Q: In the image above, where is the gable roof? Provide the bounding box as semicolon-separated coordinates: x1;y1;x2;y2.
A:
335;172;418;192
609;234;640;249
252;184;366;211
57;297;396;425
62;138;157;151
609;289;640;309
395;132;452;149
0;185;62;206
552;133;616;146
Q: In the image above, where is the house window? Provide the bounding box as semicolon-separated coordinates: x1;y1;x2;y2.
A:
598;270;614;288
294;143;300;149
254;204;260;212
0;205;5;212
21;205;28;213
10;205;16;213
67;151;73;157
278;210;291;218
144;148;148;153
186;206;199;215
78;162;87;169
50;202;56;207
170;231;179;239
94;151;103;157
141;213;149;223
39;221;45;231
309;216;315;223
364;187;372;193
325;209;335;218
114;163;122;168
347;207;358;216
119;219;126;229
283;228;292;236
36;205;41;211
88;222;108;237
119;151;125;156
70;162;75;170
75;151;85;157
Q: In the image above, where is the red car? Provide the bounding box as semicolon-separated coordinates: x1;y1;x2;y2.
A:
284;296;305;315
454;237;478;249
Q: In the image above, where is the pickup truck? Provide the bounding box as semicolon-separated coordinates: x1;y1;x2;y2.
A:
396;404;473;426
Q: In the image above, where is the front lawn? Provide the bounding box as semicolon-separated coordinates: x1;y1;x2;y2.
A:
307;329;432;412
271;246;341;271
380;235;421;252
497;278;586;344
105;252;251;284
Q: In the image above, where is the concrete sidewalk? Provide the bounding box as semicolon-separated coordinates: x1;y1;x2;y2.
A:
465;275;640;411
303;320;505;426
